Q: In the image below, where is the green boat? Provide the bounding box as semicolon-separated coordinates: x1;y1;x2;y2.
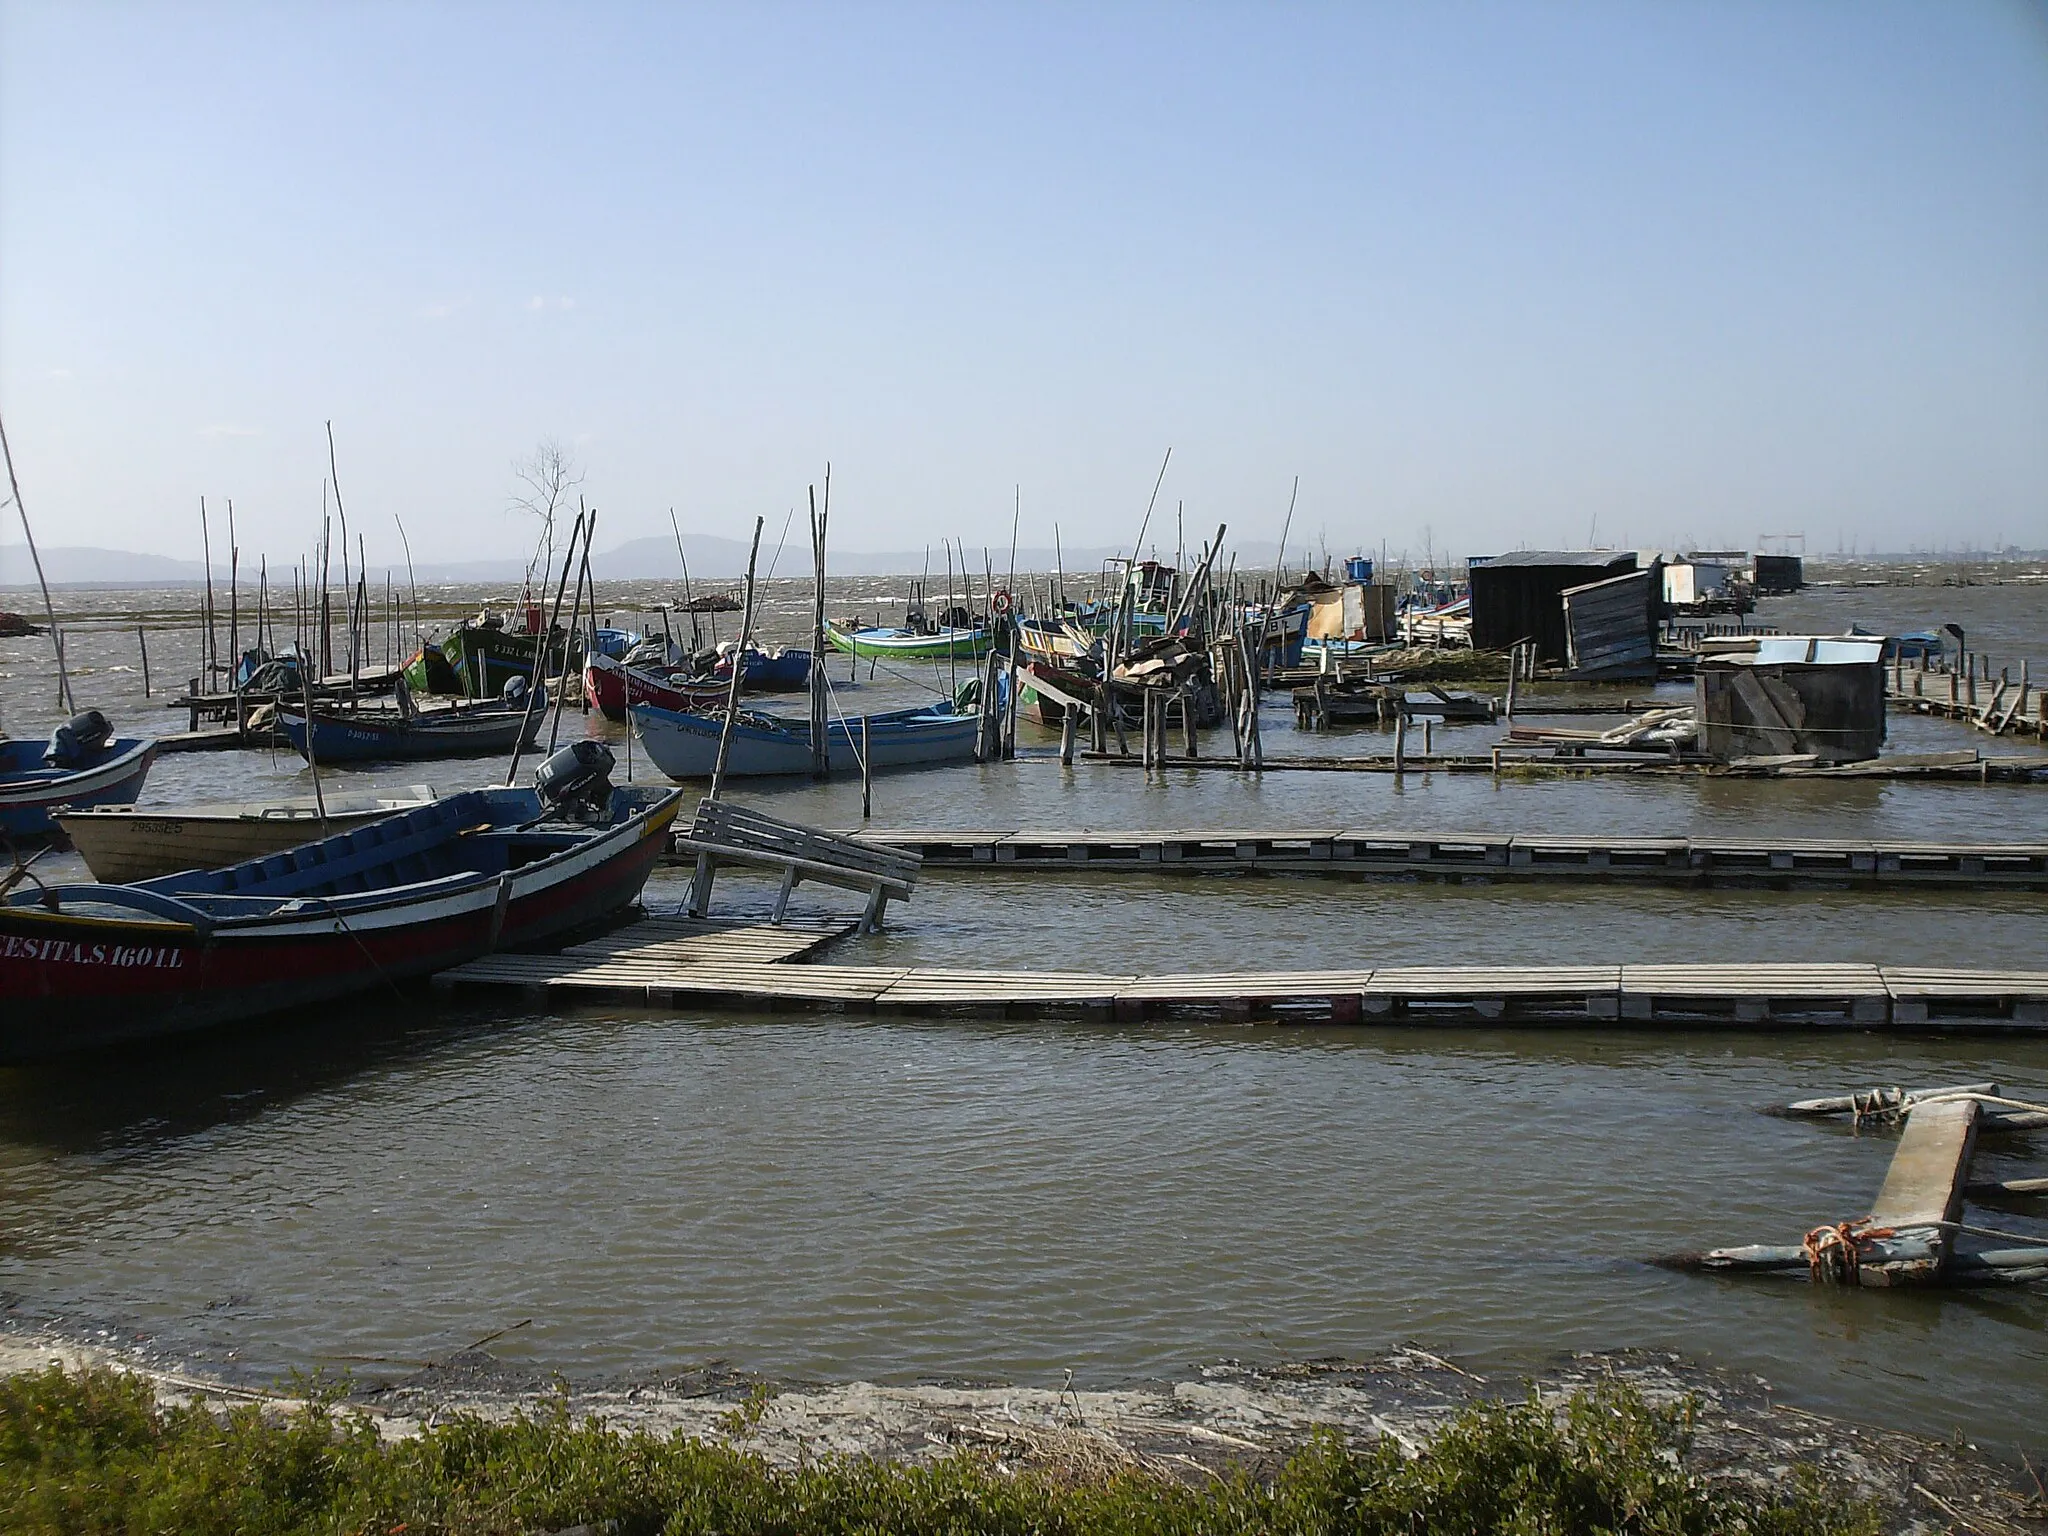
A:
824;620;994;661
404;620;582;698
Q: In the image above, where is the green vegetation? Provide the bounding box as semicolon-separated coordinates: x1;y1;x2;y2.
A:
0;1364;1877;1536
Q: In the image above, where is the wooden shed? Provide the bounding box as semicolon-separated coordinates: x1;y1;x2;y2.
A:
1695;636;1886;764
1562;569;1657;678
1468;550;1640;663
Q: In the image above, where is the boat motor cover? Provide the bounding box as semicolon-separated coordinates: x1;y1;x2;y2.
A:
535;739;616;817
501;674;530;706
45;710;114;767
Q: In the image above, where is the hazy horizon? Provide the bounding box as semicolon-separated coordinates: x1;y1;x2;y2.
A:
3;2;2044;572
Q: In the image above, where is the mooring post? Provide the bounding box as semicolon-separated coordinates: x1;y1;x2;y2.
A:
1060;704;1077;765
138;627;150;698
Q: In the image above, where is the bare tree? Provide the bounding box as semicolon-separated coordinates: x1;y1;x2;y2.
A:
511;439;583;594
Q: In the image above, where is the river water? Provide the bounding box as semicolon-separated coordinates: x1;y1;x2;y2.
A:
0;570;2043;1456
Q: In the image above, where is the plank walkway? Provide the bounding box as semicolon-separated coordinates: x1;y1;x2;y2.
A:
736;828;2048;890
434;916;2048;1032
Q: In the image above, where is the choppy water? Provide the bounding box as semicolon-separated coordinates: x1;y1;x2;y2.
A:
0;573;2043;1456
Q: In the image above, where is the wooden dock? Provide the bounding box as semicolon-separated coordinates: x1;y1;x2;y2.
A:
1680;1081;2044;1288
1047;750;2048;782
765;827;2048;890
434;916;2048;1032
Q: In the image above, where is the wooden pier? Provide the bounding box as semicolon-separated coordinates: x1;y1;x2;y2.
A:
434;915;2048;1032
780;827;2048;890
1677;1081;2046;1288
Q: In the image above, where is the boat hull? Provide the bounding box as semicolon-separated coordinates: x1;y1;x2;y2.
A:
55;789;435;883
824;623;993;661
632;703;979;778
276;706;543;763
0;738;157;839
583;654;728;722
0;789;681;1057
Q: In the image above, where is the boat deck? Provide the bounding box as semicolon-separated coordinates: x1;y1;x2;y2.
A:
434;914;2048;1031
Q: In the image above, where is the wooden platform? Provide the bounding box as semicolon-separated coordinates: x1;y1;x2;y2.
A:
755;827;2048;890
433;916;2048;1032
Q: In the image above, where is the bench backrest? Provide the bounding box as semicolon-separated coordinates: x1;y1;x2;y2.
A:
691;799;921;883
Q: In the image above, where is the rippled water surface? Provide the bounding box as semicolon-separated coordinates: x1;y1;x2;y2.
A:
1;575;2043;1455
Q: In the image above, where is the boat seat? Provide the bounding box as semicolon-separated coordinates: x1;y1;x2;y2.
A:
677;798;921;933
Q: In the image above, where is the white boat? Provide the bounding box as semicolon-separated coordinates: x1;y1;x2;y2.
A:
56;786;438;883
632;702;979;779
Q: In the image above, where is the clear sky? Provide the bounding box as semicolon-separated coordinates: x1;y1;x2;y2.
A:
2;1;2045;568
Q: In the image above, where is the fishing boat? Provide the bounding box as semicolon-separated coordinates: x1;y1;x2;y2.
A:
583;652;729;722
0;765;684;1058
824;620;993;661
275;702;543;763
632;700;979;778
0;716;156;839
55;786;437;883
715;644;813;691
407;618;583;698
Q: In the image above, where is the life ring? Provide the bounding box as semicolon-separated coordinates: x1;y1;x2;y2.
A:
991;588;1014;616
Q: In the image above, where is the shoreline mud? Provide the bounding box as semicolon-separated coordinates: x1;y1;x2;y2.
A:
4;1326;2041;1532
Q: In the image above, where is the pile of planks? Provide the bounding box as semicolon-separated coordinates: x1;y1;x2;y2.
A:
1503;706;1696;752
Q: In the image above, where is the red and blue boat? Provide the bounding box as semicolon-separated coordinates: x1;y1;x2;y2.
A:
0;766;682;1058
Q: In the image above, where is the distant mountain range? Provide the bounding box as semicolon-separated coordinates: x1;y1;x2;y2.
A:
1;537;1282;588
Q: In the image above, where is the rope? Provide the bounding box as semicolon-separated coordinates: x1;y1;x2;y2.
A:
1849;1087;2048;1126
1801;1220;1896;1285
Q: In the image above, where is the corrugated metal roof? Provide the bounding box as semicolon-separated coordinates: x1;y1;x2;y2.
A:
1469;549;1638;570
1709;636;1886;666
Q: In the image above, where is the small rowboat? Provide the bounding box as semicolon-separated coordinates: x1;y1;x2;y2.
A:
583;653;729;722
55;786;437;883
631;701;979;779
0;735;157;839
823;621;993;661
276;703;543;763
1;781;684;1057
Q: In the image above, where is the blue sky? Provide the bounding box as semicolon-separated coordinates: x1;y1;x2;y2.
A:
2;1;2044;566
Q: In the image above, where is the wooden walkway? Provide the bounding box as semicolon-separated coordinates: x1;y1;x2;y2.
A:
749;828;2048;890
434;917;2048;1032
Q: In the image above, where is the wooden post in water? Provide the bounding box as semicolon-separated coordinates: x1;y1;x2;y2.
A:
1183;685;1197;758
137;628;151;697
709;516;767;802
809;479;829;779
200;496;218;684
1423;718;1433;756
505;509;587;787
1060;703;1077;764
0;410;75;711
1393;708;1407;775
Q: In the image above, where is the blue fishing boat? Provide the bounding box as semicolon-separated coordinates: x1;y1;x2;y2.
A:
713;644;812;691
0;713;156;839
276;702;542;763
632;700;978;779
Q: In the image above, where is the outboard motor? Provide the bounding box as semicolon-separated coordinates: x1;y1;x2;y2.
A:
501;674;530;707
533;739;615;820
45;709;113;768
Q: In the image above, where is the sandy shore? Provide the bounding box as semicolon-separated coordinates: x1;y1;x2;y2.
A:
3;1325;2040;1532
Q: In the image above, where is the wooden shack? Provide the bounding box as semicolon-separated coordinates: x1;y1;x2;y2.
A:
1306;582;1395;643
1750;553;1804;594
1561;568;1656;677
1468;550;1639;664
1695;636;1886;764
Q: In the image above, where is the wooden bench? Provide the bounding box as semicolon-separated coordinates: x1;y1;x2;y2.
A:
677;799;921;932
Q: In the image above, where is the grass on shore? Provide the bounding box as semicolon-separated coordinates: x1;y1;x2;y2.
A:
0;1363;1878;1536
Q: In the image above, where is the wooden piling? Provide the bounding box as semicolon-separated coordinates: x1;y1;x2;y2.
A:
137;627;150;698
